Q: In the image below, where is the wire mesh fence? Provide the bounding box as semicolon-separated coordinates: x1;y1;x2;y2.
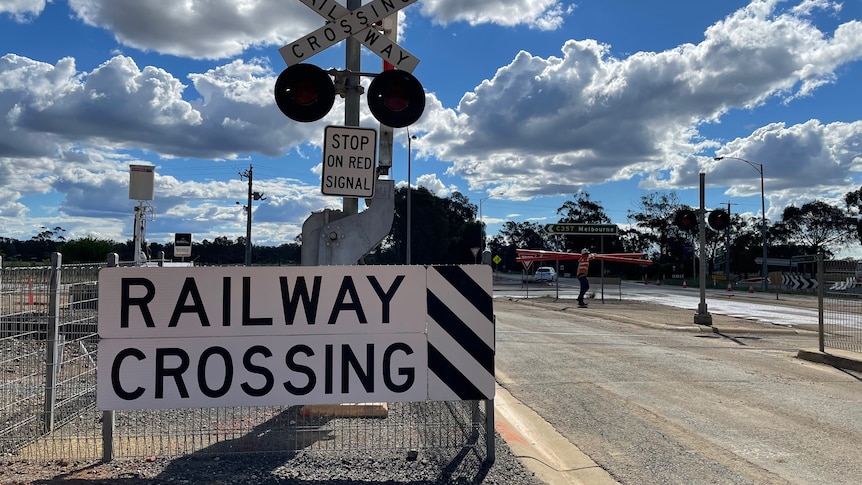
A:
1;258;102;458
13;401;488;462
822;259;862;353
1;255;492;465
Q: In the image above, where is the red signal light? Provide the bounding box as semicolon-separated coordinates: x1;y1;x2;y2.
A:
674;209;698;230
273;64;335;123
367;70;425;128
708;209;730;231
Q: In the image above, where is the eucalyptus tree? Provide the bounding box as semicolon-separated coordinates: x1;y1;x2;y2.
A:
773;200;854;257
555;191;622;253
627;192;682;262
497;221;547;251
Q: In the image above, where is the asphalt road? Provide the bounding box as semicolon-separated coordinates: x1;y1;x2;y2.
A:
492;296;862;484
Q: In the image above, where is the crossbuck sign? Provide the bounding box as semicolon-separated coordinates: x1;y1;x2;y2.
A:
280;0;420;72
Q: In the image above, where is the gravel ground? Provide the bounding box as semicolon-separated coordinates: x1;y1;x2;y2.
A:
1;433;544;484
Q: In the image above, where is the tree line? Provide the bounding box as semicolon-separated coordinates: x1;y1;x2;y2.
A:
3;186;861;276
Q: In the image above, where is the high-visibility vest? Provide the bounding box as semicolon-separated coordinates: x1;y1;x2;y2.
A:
577;255;591;276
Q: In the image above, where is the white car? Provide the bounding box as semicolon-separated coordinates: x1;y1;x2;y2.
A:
534;267;557;282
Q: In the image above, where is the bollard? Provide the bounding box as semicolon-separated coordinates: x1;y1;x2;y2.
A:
749;282;754;293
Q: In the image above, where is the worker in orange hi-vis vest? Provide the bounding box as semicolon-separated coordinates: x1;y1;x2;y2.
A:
577;248;595;308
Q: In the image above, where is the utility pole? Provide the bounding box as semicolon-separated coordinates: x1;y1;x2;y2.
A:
239;165;265;266
721;202;737;287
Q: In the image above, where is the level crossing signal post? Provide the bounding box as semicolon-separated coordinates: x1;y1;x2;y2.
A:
674;202;730;291
274;0;426;266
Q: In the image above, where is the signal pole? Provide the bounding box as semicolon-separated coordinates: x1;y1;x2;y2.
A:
343;0;361;217
240;165;265;266
721;202;738;287
695;173;712;326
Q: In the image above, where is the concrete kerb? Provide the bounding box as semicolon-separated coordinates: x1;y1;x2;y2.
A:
494;378;620;485
796;348;862;372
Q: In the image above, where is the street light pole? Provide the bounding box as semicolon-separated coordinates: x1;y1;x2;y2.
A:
406;129;417;264
714;156;768;291
479;195;495;264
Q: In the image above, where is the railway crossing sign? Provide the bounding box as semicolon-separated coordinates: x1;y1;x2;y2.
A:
280;0;421;72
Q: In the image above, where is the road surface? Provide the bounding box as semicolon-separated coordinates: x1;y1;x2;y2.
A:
492;296;862;484
495;276;819;326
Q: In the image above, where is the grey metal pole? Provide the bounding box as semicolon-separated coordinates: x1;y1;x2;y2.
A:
479;195;494;263
817;252;825;352
759;166;768;291
714;156;768;291
479;198;483;263
725;202;731;285
407;130;413;264
245;165;253;266
343;0;361;217
43;252;62;432
600;235;605;303
694;173;712;325
103;253;119;462
485;398;496;463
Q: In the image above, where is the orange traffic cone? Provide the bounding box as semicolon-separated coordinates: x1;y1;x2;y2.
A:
727;282;733;292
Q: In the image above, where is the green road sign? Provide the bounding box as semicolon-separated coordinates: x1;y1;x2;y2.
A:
544;223;619;235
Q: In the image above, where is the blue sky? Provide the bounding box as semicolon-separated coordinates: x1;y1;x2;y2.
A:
2;0;862;255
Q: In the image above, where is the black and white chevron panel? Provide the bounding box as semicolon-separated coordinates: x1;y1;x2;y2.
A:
782;274;818;290
426;265;495;401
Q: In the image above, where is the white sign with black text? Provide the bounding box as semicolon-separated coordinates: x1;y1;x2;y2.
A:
281;0;420;72
97;265;426;409
98;333;427;410
321;125;378;198
97;266;424;339
97;265;497;410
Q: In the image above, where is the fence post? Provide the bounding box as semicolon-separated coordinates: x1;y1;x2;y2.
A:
102;253;119;462
43;252;62;432
817;253;825;353
484;399;495;464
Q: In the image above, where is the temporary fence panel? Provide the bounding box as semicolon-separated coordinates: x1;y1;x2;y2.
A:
1;254;494;467
821;258;862;354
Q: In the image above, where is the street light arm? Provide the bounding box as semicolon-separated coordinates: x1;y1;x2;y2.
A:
714;155;769;291
714;156;762;176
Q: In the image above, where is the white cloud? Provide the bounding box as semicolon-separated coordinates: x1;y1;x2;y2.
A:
63;0;570;60
711;119;862;219
415;173;457;198
0;0;48;21
67;0;321;60
419;0;570;30
1;0;861;247
417;0;862;201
